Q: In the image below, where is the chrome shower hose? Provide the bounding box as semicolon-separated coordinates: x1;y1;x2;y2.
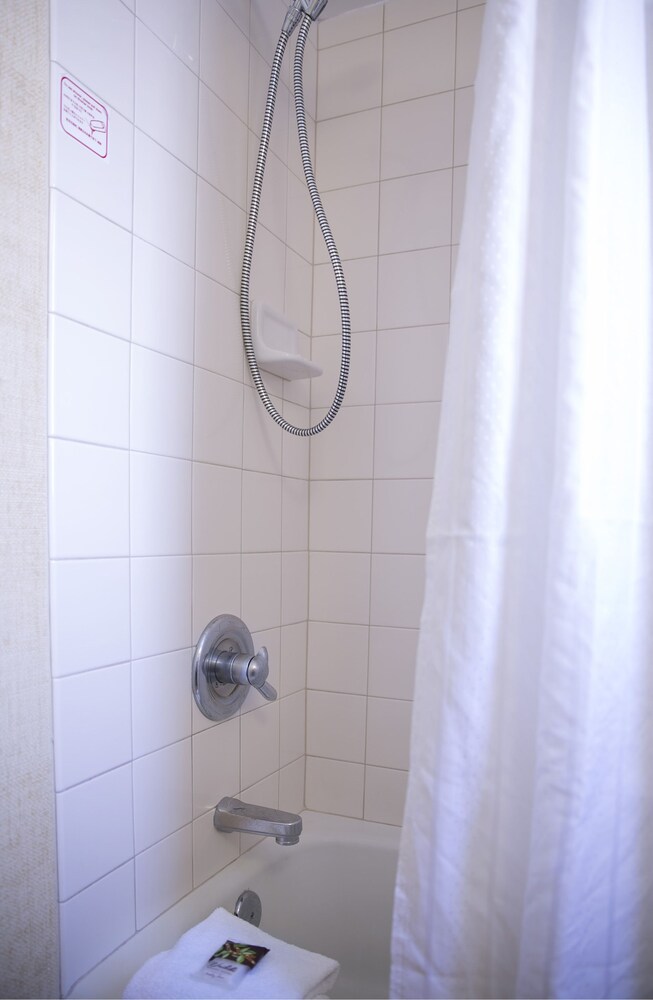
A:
240;13;351;436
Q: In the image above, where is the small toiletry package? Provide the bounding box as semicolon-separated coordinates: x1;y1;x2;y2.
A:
194;940;270;989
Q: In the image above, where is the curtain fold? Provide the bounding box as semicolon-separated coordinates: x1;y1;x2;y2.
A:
391;1;653;996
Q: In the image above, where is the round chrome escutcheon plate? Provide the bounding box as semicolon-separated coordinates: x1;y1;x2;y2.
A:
192;614;254;721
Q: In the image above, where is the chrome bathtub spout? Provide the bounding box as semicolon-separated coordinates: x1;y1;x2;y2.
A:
214;796;302;846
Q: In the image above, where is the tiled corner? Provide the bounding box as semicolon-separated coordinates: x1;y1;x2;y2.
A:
47;0;484;982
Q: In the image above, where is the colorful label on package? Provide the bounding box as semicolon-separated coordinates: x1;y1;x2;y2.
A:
194;940;270;989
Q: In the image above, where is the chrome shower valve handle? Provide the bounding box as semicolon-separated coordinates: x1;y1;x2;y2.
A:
193;614;277;721
205;645;277;702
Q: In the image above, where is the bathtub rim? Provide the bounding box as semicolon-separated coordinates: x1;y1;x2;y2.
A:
66;810;400;1000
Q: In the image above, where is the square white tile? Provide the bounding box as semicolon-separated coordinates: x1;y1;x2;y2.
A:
281;551;309;626
247;138;288;244
131;345;194;459
135;825;193;929
452;164;467;243
314;183;379;264
132;649;193;758
193;368;244;468
369;626;418;700
196;178;245;292
249;48;290;163
192;463;242;554
286;172;314;263
200;0;249;123
56;764;134;900
242;472;282;552
192;810;240;888
133;739;192;851
248;226;286;318
281;478;309;552
242;553;282;632
318;4;383;47
373;401;440;479
372;479;432;554
317;34;382;120
309;552;371;624
309;405;374;480
192;717;240;818
53;663;132;790
316;109;381;191
131;555;192;659
194;272;244;382
307;621;369;695
133;130;197;265
310;331;376;410
370;553;426;629
59;861;135;995
453;86;475;166
376;325;448;404
136;0;200;70
281;403;310;480
364;765;408;825
50;558;130;677
309;480;372;553
279;757;305;815
306;690;366;762
192;554;241;642
379;170;452;254
50;191;132;339
198;83;248;207
384;0;456;29
455;4;485;88
378;247;450;329
280;621;307;696
383;14;455;104
49;315;130;448
243;387;283;476
305;756;364;817
132;237;195;363
280;691;305;767
312;257;377;336
51;0;135;120
49;439;129;559
240;701;280;788
284;250;313;339
130;453;192;556
366;696;412;769
381;92;454;178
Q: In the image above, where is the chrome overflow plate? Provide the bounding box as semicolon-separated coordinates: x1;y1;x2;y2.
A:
234;889;262;927
193;614;277;722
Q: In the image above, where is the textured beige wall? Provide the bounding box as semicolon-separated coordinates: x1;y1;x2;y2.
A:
0;1;60;997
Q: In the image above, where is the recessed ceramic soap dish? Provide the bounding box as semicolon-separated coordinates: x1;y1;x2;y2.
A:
251;301;322;381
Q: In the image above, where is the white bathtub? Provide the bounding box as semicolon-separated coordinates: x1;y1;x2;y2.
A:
71;812;400;1000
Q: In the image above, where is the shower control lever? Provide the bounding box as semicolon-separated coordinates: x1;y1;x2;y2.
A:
193;615;278;722
205;646;277;702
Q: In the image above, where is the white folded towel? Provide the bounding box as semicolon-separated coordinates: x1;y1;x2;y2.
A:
123;906;340;1000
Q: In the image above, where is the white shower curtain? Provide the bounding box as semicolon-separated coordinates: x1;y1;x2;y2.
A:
391;1;653;997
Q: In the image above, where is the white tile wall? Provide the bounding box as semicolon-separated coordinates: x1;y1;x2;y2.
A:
305;0;482;820
48;0;482;990
48;2;313;991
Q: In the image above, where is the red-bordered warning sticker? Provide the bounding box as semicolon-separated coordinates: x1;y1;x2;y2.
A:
60;77;108;158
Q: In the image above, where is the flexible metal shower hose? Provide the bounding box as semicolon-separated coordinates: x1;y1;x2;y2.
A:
240;13;351;436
